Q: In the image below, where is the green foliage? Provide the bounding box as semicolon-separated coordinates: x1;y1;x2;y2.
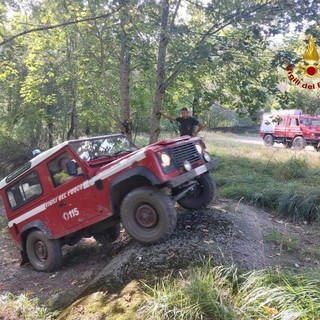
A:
0;0;318;149
141;263;320;320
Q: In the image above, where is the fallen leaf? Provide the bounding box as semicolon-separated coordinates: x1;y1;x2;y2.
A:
263;305;279;315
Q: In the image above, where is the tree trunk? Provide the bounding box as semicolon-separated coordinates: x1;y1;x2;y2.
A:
67;76;78;140
48;120;54;148
149;0;170;144
120;39;132;140
66;38;79;140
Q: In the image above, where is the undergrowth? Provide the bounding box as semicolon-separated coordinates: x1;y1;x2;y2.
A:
140;262;320;320
0;293;56;320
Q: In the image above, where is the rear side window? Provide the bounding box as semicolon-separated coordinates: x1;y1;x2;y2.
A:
6;171;43;210
290;118;299;126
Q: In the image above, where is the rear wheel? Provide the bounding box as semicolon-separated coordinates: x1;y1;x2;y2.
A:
26;230;62;272
120;186;177;244
292;136;306;150
94;223;121;245
178;173;216;209
263;134;274;146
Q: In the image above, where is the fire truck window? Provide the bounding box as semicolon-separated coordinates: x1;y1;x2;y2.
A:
290;118;299;126
277;119;284;126
6;171;43;209
48;152;80;188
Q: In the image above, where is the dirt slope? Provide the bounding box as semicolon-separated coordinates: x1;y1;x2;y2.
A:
1;200;320;316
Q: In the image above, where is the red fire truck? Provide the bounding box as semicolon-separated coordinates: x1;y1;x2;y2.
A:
260;110;320;150
0;134;218;271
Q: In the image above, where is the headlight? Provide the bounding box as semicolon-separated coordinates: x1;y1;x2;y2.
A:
195;144;203;154
203;152;211;162
160;152;171;168
183;160;192;171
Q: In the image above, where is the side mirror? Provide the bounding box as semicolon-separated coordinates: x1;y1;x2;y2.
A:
66;161;78;176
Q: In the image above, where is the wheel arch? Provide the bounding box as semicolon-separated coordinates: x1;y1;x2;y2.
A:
20;220;54;251
110;167;161;216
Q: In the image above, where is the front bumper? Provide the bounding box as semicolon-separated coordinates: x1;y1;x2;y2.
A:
167;158;219;188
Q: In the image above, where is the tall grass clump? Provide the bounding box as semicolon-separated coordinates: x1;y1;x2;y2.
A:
140;262;320;320
270;157;308;180
140;264;238;320
0;293;56;320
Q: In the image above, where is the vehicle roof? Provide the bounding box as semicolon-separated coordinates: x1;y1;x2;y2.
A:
0;134;124;190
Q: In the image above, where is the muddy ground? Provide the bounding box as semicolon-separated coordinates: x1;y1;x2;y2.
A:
1;199;320;316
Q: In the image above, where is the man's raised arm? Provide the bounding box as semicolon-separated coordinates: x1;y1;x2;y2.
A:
159;111;177;122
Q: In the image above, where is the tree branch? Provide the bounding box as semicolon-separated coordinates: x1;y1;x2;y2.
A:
0;6;123;47
164;2;271;89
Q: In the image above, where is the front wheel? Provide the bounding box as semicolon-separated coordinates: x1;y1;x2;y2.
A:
26;230;62;272
178;173;216;209
120;186;177;244
263;134;274;146
292;136;306;150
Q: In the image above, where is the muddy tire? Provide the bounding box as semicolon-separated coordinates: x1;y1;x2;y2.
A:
263;134;274;146
26;230;62;272
94;223;121;245
178;173;216;209
120;186;177;244
292;136;306;150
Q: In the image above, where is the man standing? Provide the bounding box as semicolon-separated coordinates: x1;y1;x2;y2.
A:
159;107;204;137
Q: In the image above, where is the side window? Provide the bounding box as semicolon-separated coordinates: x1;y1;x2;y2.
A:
6;171;43;210
276;117;284;126
48;152;80;188
290;118;299;126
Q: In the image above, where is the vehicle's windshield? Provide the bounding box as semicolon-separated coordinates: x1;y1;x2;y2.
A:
70;135;138;161
300;117;320;126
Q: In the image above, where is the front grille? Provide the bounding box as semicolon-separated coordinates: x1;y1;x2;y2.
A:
170;143;201;167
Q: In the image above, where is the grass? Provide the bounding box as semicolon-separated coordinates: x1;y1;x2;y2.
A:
202;132;320;222
140;262;320;320
0;293;56;320
265;228;297;252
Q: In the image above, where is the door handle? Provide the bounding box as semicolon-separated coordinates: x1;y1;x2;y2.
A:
57;201;67;208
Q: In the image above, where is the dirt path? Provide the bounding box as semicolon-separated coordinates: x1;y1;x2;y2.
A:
1;200;320;313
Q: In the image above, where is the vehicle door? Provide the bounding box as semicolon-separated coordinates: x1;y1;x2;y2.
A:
47;150;111;231
286;117;301;139
273;116;285;137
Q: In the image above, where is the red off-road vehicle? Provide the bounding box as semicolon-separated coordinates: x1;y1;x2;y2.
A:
260;112;320;150
0;134;218;272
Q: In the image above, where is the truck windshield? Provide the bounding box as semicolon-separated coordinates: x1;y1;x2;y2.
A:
70;136;138;161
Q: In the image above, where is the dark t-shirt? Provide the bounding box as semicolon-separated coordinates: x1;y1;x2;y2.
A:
176;117;199;136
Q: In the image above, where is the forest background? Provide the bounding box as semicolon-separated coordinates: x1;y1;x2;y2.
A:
0;0;320;177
